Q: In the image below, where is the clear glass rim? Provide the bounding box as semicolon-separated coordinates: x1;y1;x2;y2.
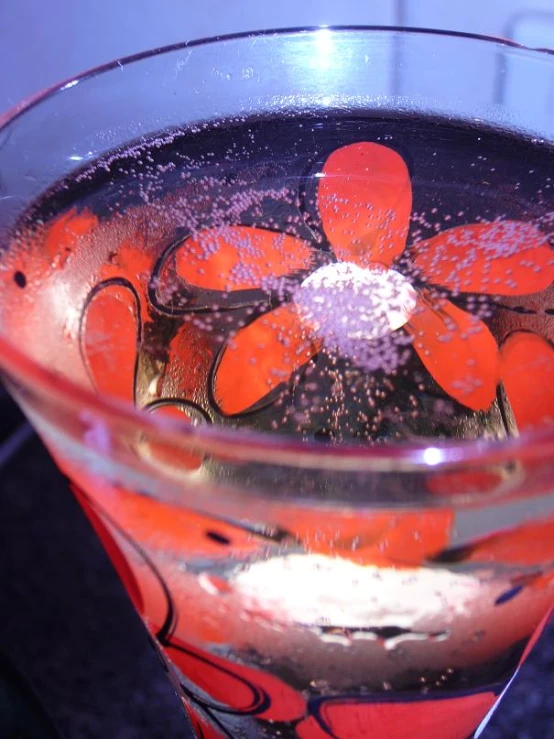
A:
2;24;554;473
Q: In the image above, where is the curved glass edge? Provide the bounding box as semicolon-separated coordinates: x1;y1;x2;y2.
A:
1;24;552;131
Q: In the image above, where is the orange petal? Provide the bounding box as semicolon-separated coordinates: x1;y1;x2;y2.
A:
406;296;499;411
1;209;97;371
318;142;411;269
283;508;454;567
213;304;319;415
43;207;98;267
2;208;98;294
175;226;313;292
412;221;554;296
80;281;140;401
100;237;154;306
501;332;554;430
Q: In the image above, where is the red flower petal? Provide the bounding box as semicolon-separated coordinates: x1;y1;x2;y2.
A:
175;226;313;291
1;209;99;374
274;507;453;567
465;518;554;568
318;142;411;269
84;483;273;561
100;237;154;305
167;637;306;722
3;208;97;295
141;404;203;472
60;469;290;646
80;281;140;401
412;221;554;296
296;692;497;739
43;208;98;268
500;332;554;430
213;304;320;415
406;295;499;411
426;469;504;497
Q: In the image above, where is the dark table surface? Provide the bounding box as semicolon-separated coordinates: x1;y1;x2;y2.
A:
0;387;552;738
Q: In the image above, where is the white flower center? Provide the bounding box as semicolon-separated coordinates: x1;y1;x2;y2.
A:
233;553;478;630
295;262;417;345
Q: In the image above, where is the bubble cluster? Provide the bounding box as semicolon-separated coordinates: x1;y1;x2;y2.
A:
295;262;417;372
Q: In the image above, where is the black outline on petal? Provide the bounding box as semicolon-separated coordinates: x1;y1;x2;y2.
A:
207;336;294;419
143;397;212;425
170;641;271;716
148;229;317;317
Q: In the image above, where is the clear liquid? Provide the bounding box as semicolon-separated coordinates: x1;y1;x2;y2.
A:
10;114;554;446
5;114;554;738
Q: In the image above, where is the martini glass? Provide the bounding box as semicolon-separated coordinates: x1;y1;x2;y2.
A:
1;28;554;739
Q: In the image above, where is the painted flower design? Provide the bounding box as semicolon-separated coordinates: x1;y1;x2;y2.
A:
6;140;554;739
155;141;554;425
7;140;554;570
8;142;554;436
70;476;554;739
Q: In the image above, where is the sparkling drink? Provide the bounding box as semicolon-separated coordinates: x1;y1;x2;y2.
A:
4;113;554;739
1;28;554;739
